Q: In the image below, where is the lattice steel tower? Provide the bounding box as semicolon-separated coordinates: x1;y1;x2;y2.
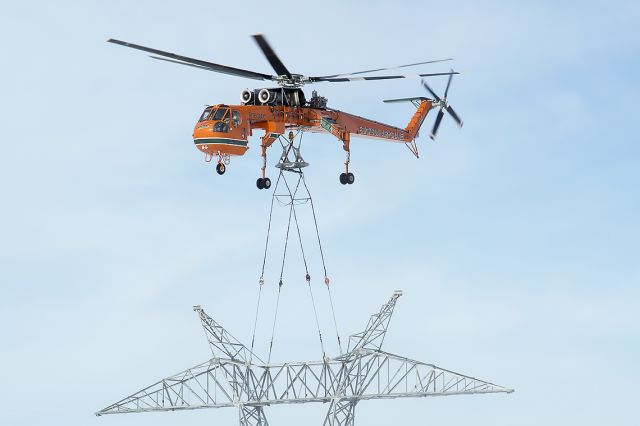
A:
96;291;512;425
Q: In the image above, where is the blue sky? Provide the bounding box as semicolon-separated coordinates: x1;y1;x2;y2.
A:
0;1;638;425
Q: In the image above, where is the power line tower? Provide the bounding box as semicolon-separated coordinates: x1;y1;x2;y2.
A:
96;291;512;425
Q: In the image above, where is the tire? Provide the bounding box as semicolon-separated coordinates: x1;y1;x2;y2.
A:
347;172;355;184
263;177;271;189
216;163;226;175
256;178;264;189
339;173;348;185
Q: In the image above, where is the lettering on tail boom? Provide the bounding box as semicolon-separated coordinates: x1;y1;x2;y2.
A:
357;126;406;141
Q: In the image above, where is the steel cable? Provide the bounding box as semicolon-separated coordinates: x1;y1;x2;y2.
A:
281;172;326;358
302;174;343;354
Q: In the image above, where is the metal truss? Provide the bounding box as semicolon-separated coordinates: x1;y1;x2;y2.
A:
97;291;513;425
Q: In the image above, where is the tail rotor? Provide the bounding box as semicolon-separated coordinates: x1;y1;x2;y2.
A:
422;70;463;140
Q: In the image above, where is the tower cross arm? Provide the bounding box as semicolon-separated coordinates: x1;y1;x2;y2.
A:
347;350;514;399
95;358;239;416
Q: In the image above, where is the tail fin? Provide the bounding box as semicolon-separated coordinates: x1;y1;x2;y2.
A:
383;97;434;157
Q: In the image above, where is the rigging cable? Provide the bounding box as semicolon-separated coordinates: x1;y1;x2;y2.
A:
251;172;282;363
302;174;343;354
267;181;294;363
281;169;326;359
258;130;343;362
248;281;263;364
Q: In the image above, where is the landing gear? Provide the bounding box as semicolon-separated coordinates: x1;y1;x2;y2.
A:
215;153;230;175
256;177;272;190
339;172;354;185
339;142;354;185
257;144;271;190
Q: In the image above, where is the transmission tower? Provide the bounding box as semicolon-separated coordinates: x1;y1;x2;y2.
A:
96;291;512;425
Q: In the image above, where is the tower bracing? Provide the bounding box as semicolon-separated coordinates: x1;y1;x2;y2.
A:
96;291;513;425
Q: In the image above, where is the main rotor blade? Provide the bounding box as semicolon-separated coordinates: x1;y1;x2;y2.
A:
149;55;213;71
430;109;445;140
108;39;274;81
316;58;453;79
444;69;454;98
421;79;441;101
252;34;292;78
446;105;464;127
312;71;458;83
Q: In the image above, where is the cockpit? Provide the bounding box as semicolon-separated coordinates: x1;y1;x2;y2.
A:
199;106;231;133
197;105;244;136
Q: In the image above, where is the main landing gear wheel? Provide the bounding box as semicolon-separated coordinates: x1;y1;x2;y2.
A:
347;172;355;184
256;177;271;190
340;172;355;185
216;163;226;175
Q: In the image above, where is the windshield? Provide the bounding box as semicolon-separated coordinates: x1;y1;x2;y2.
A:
199;107;213;121
212;107;229;121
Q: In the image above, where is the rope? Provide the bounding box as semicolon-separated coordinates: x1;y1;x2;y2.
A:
302;175;327;277
260;173;282;277
267;282;282;363
306;277;326;359
278;191;295;282
267;187;294;363
326;285;342;354
302;174;343;354
249;283;262;364
261;130;342;361
281;172;326;358
251;172;283;363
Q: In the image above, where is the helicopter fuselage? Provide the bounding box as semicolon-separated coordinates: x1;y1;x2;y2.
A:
192;99;434;163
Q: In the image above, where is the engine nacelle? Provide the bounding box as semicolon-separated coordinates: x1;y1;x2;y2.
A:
241;89;253;104
258;88;276;104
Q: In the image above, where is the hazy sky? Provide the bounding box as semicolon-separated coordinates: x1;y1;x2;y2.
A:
1;1;638;425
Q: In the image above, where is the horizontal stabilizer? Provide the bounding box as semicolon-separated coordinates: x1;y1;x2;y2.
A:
383;96;430;104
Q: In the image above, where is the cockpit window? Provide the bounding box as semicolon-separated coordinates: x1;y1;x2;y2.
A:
232;110;241;126
199;107;213;121
214;121;230;133
212;107;229;121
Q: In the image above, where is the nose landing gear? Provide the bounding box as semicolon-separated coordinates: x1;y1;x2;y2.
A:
215;153;230;175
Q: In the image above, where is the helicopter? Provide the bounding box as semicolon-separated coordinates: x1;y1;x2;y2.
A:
108;35;463;189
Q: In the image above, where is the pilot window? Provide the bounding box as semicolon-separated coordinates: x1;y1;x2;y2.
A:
199;107;213;121
232;110;241;126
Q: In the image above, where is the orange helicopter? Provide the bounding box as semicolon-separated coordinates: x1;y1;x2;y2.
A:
108;35;463;189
